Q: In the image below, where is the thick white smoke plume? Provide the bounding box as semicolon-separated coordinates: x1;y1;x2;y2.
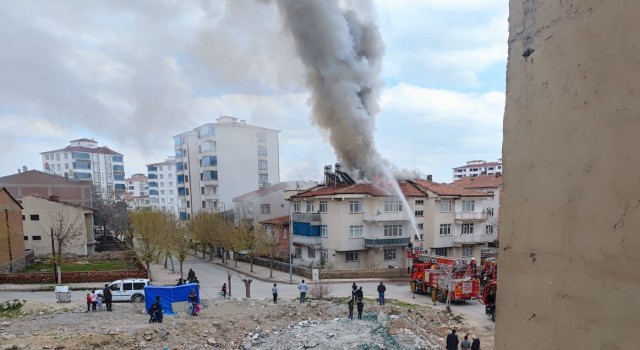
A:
273;0;386;177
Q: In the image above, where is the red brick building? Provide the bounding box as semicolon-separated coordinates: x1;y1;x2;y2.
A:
0;187;26;272
0;170;93;207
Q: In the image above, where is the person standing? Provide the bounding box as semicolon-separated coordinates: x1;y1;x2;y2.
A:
90;290;98;312
221;283;227;298
272;283;278;304
187;268;196;282
469;258;477;276
149;296;163;323
298;280;309;303
461;334;471;350
471;335;480;350
377;282;386;305
97;292;103;311
431;285;437;306
355;286;363;302
351;282;358;301
446;329;459;350
103;284;113;312
188;288;198;316
347;299;354;320
356;299;364;319
85;293;91;312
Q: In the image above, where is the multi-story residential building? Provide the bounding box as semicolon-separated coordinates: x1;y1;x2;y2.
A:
259;216;291;260
0;187;27;272
40;138;126;199
123;173;150;210
0;170;93;207
21;195;95;258
147;157;179;214
452;159;503;180
289;165;492;270
173;116;280;220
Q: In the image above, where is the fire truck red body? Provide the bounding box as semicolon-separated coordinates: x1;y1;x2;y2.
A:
408;249;480;303
478;258;498;321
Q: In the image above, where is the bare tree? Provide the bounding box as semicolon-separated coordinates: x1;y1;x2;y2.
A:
254;223;284;278
309;279;334;300
230;222;254;269
46;205;85;259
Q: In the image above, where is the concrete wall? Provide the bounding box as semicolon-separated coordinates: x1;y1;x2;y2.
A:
498;1;640;349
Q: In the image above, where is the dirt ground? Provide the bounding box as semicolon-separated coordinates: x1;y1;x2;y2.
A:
0;297;494;350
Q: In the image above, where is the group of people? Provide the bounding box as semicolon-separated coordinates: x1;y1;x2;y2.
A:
177;269;200;285
85;284;113;312
446;329;481;350
148;287;200;323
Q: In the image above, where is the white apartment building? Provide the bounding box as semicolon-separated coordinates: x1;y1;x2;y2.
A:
233;181;317;227
40;138;126;199
124;173;149;210
452;159;503;180
289;167;493;270
173;116;280;221
147;157;179;215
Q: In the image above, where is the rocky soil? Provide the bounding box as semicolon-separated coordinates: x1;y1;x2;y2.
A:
0;297;494;350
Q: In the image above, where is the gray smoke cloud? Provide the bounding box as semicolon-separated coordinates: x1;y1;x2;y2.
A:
272;0;386;177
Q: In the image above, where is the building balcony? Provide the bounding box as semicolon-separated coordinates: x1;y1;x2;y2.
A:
453;233;495;245
363;237;411;247
454;211;488;222
293;234;322;248
292;212;321;223
363;212;409;223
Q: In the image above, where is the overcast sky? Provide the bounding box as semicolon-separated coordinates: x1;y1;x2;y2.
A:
0;0;507;183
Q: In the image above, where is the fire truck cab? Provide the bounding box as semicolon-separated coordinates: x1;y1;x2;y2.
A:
409;250;480;303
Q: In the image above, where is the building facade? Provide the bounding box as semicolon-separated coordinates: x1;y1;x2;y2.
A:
21;195;95;258
0;170;93;207
147;157;179;214
40;138;126;199
289;167;493;270
173;116;280;220
452;159;503;180
123;173;150;210
0;187;27;273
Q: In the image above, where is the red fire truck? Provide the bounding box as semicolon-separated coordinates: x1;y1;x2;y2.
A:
478;258;498;321
408;250;480;303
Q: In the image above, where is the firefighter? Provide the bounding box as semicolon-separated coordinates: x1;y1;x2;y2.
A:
431;284;437;306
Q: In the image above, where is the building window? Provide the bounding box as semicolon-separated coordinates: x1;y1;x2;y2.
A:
260;204;271;214
257;132;267;143
345;251;359;262
486;225;494;234
440;200;452;212
384;199;402;212
308;247;316;259
487;190;495;199
439;224;451;236
258;160;268;171
462;245;474;257
384;248;397;261
306;201;314;213
320;249;328;261
349;200;363;213
383;224;402;237
258;146;267;157
202;171;218;181
30;214;39;221
32;236;42;241
45;154;49;160
433;248;449;257
320;225;328;238
55;153;60;161
21;215;25;220
319;200;327;213
415;199;424;205
65;163;69;170
293;201;301;213
417;223;424;230
160;182;164;187
461;200;475;212
199;141;216;153
349;225;363;238
198;125;215;138
487;208;494;216
56;164;61;171
414;210;424;217
169;190;174;195
160;190;165;195
259;174;268;185
23;236;28;241
295;246;302;257
462;223;474;234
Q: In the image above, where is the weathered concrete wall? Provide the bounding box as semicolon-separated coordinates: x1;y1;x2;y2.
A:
499;1;640;349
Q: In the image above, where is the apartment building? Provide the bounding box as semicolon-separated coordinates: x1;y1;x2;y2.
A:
147;157;179;214
289;166;492;270
21;195;95;258
452;174;502;239
452;159;503;180
40;138;126;199
173;116;280;220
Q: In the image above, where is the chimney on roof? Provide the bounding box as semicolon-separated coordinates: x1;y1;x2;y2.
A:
49;195;60;202
427;175;433;181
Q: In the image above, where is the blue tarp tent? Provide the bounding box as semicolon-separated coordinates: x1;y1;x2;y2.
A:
144;283;200;316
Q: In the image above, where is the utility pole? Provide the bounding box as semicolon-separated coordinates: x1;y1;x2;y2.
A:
4;209;13;273
50;227;57;284
289;200;293;282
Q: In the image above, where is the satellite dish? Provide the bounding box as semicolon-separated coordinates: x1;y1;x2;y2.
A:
22;165;28;172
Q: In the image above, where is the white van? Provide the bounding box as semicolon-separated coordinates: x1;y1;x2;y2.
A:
97;278;150;302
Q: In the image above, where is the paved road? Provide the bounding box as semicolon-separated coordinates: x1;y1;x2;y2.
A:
1;254;494;333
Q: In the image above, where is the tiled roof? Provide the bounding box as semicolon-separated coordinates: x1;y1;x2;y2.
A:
452;174;502;189
411;180;489;197
260;215;290;225
454;161;502;169
23;194;93;211
41;145;123;156
0;170;91;185
233;182;291;202
291;180;426;199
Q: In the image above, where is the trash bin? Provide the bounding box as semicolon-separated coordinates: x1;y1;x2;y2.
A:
55;285;71;303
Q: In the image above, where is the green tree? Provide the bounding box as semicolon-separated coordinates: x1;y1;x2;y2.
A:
254;223;284;278
130;210;165;279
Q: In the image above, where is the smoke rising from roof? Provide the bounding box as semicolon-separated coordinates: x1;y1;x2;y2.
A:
273;0;386;177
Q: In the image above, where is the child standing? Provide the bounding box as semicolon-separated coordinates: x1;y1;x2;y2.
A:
97;293;103;311
86;293;91;312
347;299;354;320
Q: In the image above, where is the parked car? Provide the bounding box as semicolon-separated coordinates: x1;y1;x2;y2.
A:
96;278;150;302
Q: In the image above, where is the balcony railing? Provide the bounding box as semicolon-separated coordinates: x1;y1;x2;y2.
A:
292;235;322;246
363;212;409;222
453;234;495;244
455;211;488;221
292;213;321;222
364;237;411;247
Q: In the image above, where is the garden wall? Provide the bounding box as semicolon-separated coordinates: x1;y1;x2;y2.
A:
0;269;148;284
